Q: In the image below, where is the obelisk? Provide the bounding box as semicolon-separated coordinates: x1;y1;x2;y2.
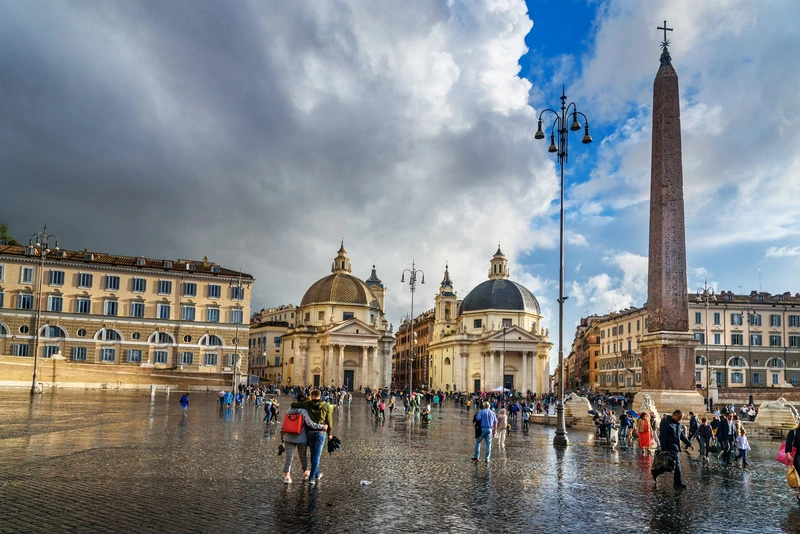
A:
634;22;705;416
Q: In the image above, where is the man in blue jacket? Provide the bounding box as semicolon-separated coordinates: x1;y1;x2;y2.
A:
472;402;498;463
655;410;694;489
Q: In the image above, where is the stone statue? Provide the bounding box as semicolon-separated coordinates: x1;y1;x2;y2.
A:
756;397;799;429
640;393;658;419
491;321;495;331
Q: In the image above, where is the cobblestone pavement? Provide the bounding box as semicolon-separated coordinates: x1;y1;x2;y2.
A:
0;391;798;533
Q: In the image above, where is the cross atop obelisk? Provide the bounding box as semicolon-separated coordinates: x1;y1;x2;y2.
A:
657;20;674;65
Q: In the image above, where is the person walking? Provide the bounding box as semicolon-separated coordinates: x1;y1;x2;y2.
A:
496;408;508;449
717;412;736;465
179;393;189;414
654;409;694;489
291;389;334;486
472;401;498;463
785;420;800;504
696;417;714;462
686;411;700;452
636;412;652;454
281;393;328;484
734;428;751;468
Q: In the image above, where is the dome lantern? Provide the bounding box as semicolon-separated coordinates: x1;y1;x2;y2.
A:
488;243;509;280
331;240;352;274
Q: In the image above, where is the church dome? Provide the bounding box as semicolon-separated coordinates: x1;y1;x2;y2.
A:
461;279;540;314
300;242;381;309
459;246;540;314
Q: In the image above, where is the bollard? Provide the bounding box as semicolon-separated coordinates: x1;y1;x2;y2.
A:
150;385;156;397
165;386;170;395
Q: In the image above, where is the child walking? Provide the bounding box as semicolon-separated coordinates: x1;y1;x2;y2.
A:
735;428;751;467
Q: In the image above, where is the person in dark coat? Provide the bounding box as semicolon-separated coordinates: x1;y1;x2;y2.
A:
716;412;736;465
654;410;694;489
786;420;800;504
686;411;700;452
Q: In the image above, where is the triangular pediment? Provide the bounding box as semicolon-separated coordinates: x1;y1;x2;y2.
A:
486;326;539;342
328;318;380;337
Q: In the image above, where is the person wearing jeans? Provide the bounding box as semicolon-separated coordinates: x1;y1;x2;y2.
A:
472;402;498;463
291;389;334;486
696;417;714;461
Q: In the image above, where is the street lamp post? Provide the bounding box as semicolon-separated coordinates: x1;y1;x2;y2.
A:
696;281;715;407
231;271;245;393
743;309;753;406
401;262;424;397
534;86;593;448
28;224;59;396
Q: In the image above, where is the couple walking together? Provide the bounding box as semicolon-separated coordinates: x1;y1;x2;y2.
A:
281;389;334;485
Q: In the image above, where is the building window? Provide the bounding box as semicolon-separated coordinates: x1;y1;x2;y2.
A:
154;350;168;364
473;319;482;328
204;352;218;366
791;374;799;386
78;273;93;288
227;354;237;366
731;333;743;345
182;306;195;321
789;336;800;348
343;311;354;321
77;328;87;337
318;311;325;321
127;350;142;363
208;284;221;299
713;312;720;325
772;373;780;385
100;329;121;341
767;358;784;368
770;314;781;327
105;275;120;291
179;352;194;365
47;295;63;312
695;371;702;382
750;313;762;326
130;302;145;318
46;326;65;338
72;347;87;361
184;335;192;343
17;294;34;310
274;337;282;347
730;357;745;367
104;300;118;316
693;332;705;343
43;345;59;358
731;372;744;384
49;270;65;286
0;290;4;308
232;286;245;300
183;282;197;297
502;318;512;328
694;312;702;324
100;348;116;362
714;333;721;345
21;267;35;284
132;278;146;293
206;308;220;323
158;280;172;295
156;332;172;344
731;313;743;326
715;371;725;385
750;334;762;346
770;335;782;347
13;344;31;356
753;373;762;384
788;315;800;328
0;264;4;281
230;310;243;324
158;304;171;320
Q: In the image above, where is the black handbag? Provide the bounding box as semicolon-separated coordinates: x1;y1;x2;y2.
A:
708;438;720;454
652;451;675;474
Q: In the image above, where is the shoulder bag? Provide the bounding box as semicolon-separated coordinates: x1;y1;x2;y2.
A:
282;412;303;434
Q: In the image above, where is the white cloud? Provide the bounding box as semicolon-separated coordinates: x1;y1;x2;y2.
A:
765;246;800;258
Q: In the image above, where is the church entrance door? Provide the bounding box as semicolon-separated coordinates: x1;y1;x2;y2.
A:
343;370;354;391
313;374;320;387
474;379;481;393
504;375;514;392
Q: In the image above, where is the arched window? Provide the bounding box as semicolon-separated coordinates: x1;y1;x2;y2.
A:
444;357;451;365
617;361;624;369
696;355;706;365
95;328;122;341
635;359;642;368
148;331;175;345
201;334;223;346
767;358;784;368
0;322;8;336
728;357;745;367
41;325;67;338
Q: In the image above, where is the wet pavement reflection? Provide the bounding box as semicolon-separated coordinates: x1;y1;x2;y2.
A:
0;390;798;533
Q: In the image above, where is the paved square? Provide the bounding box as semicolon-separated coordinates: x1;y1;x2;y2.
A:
0;391;797;533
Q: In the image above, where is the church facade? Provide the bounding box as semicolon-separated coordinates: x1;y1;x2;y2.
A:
281;243;394;390
427;247;552;394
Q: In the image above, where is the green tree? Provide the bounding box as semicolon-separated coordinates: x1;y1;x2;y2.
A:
0;223;20;246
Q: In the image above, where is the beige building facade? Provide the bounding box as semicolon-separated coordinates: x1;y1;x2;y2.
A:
427;248;552;394
281;243;394;390
578;291;800;394
248;316;291;383
0;243;252;388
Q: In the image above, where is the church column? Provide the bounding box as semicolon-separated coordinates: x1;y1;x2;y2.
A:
489;351;495;390
500;349;505;389
360;346;368;390
328;345;335;388
384;345;392;388
338;345;345;387
522;351;528;394
303;345;311;386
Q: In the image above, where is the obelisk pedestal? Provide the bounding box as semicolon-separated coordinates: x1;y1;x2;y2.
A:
633;30;705;417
